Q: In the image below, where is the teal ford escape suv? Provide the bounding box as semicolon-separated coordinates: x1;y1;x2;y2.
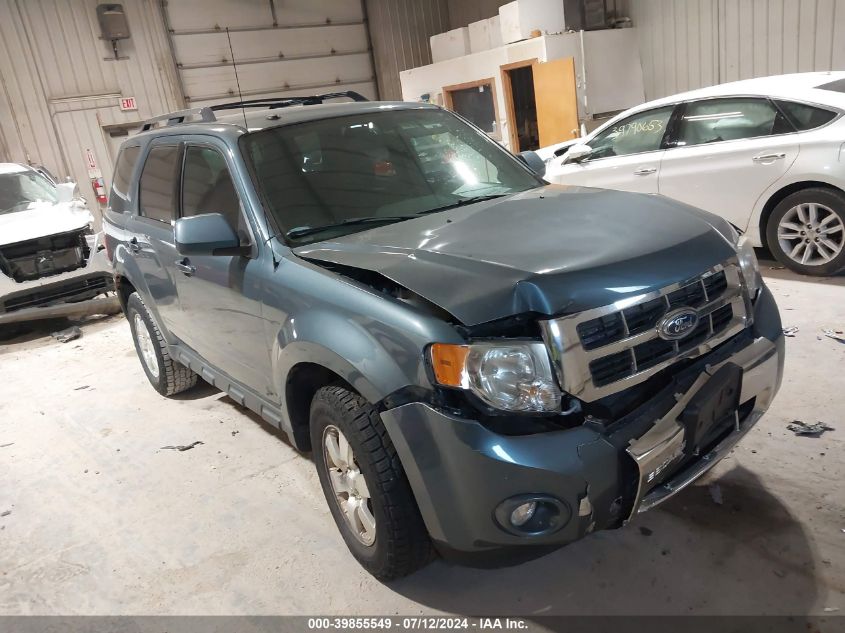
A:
103;93;784;579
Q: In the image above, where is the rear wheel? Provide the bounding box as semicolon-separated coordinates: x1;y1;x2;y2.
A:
126;292;197;396
310;386;432;579
766;188;845;276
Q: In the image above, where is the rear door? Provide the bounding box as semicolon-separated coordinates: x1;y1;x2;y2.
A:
103;143;142;260
171;140;272;396
127;142;183;331
548;105;676;194
657;97;800;229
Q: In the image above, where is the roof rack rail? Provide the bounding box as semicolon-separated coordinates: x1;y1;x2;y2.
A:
140;107;215;131
140;91;369;131
210;90;369;112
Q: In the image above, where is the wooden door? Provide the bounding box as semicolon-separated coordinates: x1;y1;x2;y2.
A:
532;57;579;147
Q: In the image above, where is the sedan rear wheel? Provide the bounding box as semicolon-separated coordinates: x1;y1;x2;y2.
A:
767;188;845;276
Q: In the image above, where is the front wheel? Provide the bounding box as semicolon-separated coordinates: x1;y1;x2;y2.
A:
310;386;432;579
766;188;845;276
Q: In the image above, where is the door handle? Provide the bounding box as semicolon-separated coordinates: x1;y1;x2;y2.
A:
128;237;141;253
752;152;786;163
175;258;196;276
633;167;657;176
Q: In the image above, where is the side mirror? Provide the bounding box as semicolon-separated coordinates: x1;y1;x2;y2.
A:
562;144;592;164
517;150;546;178
55;182;77;204
174;213;243;256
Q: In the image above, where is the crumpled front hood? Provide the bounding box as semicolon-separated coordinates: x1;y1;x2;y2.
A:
294;185;738;326
0;201;93;246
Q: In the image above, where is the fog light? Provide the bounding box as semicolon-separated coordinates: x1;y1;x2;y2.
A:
510;501;537;527
494;495;570;537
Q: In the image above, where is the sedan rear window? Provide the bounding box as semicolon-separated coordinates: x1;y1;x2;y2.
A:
675;98;790;147
775;100;837;131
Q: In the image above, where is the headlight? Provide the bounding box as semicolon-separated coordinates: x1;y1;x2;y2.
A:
429;342;561;412
736;235;761;298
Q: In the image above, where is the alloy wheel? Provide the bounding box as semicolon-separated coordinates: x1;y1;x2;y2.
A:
777;202;845;266
322;424;376;546
133;313;159;379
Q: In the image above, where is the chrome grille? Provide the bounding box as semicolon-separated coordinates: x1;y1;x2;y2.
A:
540;260;751;402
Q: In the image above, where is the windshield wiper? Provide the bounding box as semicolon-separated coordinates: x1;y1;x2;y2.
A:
285;215;415;240
418;194;508;215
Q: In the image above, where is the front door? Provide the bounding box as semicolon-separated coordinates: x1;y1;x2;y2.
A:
658;97;800;230
172;140;273;398
548;105;676;194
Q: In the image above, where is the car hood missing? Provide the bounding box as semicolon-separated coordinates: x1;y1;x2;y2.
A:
0;201;93;246
293;185;738;326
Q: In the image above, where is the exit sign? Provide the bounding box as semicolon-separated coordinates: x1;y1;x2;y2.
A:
119;97;137;111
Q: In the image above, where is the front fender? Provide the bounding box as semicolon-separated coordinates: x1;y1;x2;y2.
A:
273;308;427;407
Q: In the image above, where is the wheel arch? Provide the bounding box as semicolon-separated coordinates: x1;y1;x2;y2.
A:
758;180;845;247
115;274;136;313
284;360;357;452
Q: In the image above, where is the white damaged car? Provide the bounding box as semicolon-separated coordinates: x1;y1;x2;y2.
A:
0;163;117;335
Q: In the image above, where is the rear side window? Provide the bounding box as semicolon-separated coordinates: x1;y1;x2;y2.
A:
775;100;837;131
138;145;180;224
181;145;244;232
109;145;140;212
675;98;790;147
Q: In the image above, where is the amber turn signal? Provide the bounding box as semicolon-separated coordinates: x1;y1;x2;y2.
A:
429;343;469;387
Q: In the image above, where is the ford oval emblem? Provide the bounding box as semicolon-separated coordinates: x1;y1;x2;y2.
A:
657;308;699;341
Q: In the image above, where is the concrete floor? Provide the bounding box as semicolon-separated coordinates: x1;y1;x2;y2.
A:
0;258;843;616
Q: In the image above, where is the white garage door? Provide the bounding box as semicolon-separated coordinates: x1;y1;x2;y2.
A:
164;0;377;108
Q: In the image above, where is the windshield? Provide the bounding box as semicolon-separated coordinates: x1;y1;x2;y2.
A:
0;170;58;215
241;107;541;245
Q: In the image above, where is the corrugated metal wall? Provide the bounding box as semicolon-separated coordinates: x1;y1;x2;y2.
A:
631;0;845;100
446;0;507;27
447;0;632;29
0;0;182;217
367;0;634;102
366;0;450;100
162;0;377;108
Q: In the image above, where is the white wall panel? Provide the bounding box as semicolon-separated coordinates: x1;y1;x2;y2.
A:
631;0;845;101
0;0;182;219
164;0;376;104
0;1;67;173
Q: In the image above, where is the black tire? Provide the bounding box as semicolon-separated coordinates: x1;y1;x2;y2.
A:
310;386;432;579
126;292;197;396
766;187;845;276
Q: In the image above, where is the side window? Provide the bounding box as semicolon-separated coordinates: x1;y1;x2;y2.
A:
138;145;179;224
675;98;788;147
775;100;838;131
181;145;244;233
587;106;675;160
109;145;140;212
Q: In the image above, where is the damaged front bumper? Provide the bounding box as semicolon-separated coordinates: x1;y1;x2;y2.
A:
0;232;118;325
380;285;784;559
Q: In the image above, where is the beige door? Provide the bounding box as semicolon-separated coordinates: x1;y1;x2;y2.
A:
532;57;579;147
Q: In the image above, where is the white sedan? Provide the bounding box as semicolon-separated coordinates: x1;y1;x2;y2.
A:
544;72;845;276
